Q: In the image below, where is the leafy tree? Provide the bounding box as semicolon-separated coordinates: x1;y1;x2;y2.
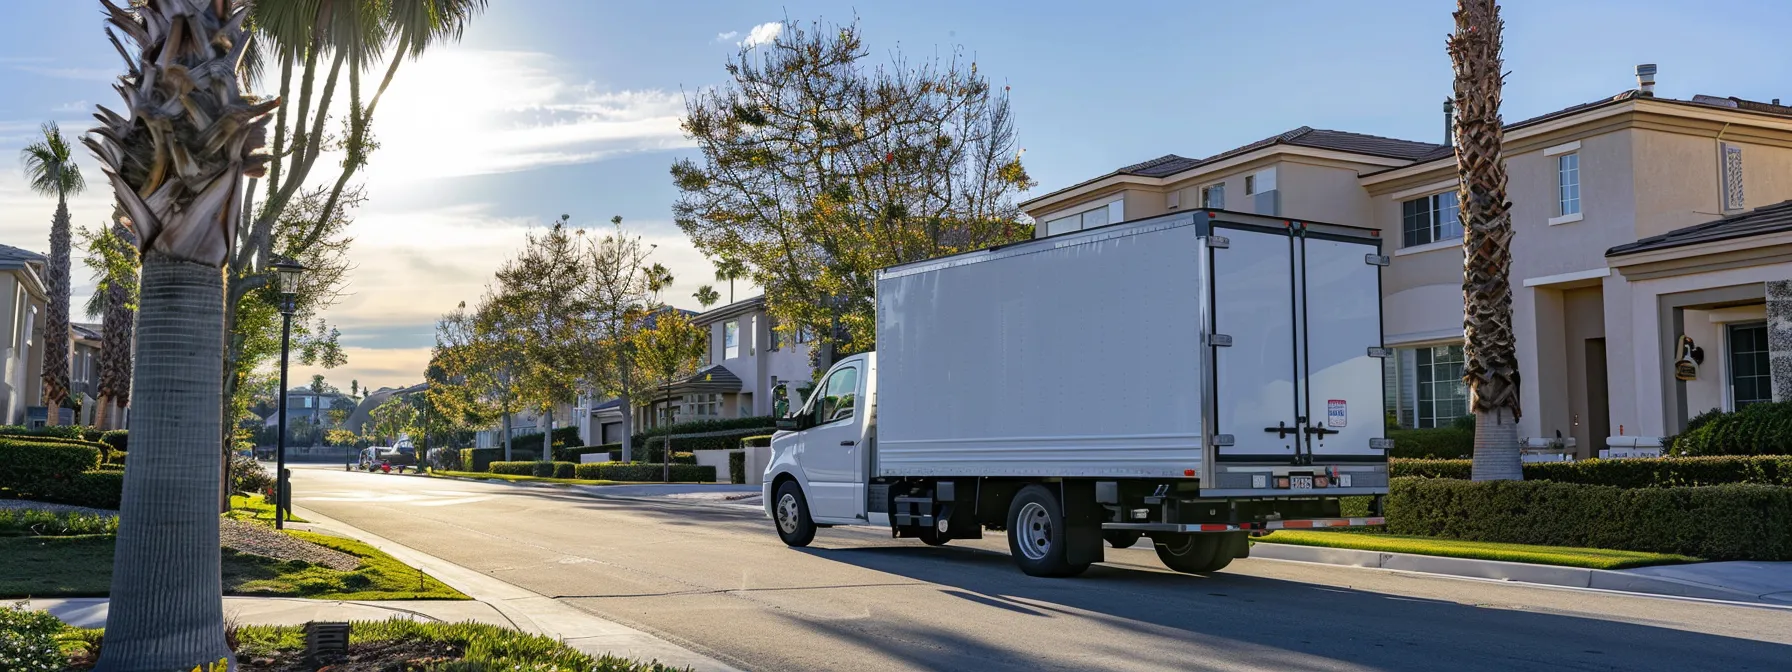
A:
1450;0;1523;481
20;122;85;425
633;310;708;480
431;297;525;459
694;284;720;308
78;210;138;430
84;1;277;665
328;397;356;429
672;19;1034;366
368;395;420;445
492;215;589;459
325;428;359;447
351;379;360;398
574;217;661;461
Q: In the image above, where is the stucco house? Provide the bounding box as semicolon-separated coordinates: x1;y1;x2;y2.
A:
1020;65;1792;457
0;243;47;426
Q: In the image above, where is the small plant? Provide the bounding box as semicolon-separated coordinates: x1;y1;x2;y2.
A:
0;602;69;671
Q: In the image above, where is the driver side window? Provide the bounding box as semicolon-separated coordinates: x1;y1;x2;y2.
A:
814;365;860;425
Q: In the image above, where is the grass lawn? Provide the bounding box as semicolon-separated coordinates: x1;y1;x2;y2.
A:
0;531;467;600
430;469;621;486
1255;530;1698;570
222;494;306;525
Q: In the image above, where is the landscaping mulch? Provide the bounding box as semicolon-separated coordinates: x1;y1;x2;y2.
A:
237;639;464;671
220;519;361;571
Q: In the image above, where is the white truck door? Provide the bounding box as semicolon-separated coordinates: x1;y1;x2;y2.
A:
1298;234;1387;461
801;360;866;520
1209;224;1302;462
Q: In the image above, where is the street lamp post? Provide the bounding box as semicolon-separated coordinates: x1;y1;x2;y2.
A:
272;259;305;530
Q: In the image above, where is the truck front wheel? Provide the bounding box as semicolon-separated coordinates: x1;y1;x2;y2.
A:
1153;532;1246;574
1006;485;1091;578
773;481;817;547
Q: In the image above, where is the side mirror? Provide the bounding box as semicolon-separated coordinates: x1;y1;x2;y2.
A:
776;417;800;431
773;383;791;419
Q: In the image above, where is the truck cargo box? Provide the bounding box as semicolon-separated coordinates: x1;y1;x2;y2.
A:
873;210;1390;492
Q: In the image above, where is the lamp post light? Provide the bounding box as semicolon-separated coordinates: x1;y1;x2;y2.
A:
272;258;304;530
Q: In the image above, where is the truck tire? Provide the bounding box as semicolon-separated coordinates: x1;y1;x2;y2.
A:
1006;485;1091;578
919;526;951;546
1104;530;1143;549
773;481;817;547
1153;532;1245;574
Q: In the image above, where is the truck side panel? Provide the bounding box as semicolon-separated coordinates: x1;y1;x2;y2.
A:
875;216;1208;478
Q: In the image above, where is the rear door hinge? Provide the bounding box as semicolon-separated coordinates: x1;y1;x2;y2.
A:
1205;333;1233;347
1366;253;1391;267
1208;235;1230;249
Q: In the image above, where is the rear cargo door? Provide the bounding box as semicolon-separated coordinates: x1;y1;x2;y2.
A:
1298;232;1387;461
1208;224;1302;461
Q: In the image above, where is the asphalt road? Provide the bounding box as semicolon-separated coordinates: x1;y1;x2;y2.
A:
289;465;1792;672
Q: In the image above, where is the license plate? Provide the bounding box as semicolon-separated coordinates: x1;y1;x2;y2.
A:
1289;476;1313;490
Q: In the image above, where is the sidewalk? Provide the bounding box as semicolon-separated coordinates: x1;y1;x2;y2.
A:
292;504;742;672
1250;543;1792;606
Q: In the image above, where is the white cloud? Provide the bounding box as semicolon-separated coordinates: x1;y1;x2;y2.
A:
738;22;783;48
358;49;694;183
715;31;739;42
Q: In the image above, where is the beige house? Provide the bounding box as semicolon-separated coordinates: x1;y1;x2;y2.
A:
1021;66;1792;456
0;243;48;426
682;295;815;420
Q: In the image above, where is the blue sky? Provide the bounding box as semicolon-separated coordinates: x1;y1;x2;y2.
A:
3;0;1788;391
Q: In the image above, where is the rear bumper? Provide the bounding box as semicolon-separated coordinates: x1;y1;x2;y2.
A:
1103;516;1386;533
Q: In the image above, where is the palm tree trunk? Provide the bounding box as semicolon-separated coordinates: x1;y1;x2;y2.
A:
94;394;110;431
1451;0;1524;482
42;196;73;426
97;254;233;670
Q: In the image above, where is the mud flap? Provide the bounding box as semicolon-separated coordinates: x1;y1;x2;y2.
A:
1060;481;1106;566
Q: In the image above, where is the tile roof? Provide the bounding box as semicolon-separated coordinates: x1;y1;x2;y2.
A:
1607;200;1792;257
1116;127;1443;180
0;243;46;265
71;323;102;341
672;364;744;393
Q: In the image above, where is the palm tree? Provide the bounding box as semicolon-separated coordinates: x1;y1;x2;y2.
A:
646;262;675;302
1449;0;1523;481
86;0;278;668
80;210;138;430
21;122;86;427
694;284;720;308
714;256;745;303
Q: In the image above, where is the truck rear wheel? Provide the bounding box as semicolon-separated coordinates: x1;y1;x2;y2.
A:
773;481;817;547
1006;485;1091;578
1153;532;1246;574
1104;530;1143;549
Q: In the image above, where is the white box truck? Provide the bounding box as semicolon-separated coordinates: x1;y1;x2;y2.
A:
763;209;1392;577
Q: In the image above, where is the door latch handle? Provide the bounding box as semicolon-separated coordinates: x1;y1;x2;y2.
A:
1304;425;1340;436
840;440;857;446
1263;421;1296;439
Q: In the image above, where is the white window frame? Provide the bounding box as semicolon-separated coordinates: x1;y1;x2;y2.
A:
1042;199;1123;236
724;320;739;359
1244;174;1255;196
1201;184;1225;209
1547;142;1582;224
1399;191;1462;249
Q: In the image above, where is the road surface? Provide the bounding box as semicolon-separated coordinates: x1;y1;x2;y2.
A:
289;465;1792;672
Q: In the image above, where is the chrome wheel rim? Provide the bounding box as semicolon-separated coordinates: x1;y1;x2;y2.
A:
777;493;800;535
1016;502;1052;560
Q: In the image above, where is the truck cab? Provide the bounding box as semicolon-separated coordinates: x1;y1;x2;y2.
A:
765;353;878;532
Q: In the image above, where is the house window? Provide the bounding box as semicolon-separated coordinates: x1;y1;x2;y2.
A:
1401;192;1461;248
1042;201;1120;236
1721;143;1745;211
1244;175;1255;196
724;320;739;359
682;393;720;418
1415;344;1468;428
1557;153;1581;216
1728;323;1771;408
1201;184;1225;209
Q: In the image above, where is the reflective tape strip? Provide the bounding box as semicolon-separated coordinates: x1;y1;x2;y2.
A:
1262;517;1386;530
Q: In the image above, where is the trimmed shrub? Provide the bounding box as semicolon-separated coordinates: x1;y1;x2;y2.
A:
489;461;538;476
741;434;773;449
0;602;69;670
1672;401;1792;456
555;443;621;462
100;429;128;454
729;451;746;484
0;424;87;440
1386;477;1792;560
460;448;502;472
554;461;575;479
633;416;777;444
1390;455;1792;487
572;461;716;482
0;439;102;490
230;452;273;496
509;426;584;453
1386;427;1473;459
34;471;126;509
644;427;774;454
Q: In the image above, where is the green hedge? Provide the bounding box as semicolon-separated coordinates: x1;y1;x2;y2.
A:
1672;401;1792;456
489;461;578;478
634;416;776;444
100;430;128;454
741;434;773;448
460;448;501;472
554;443;621;462
644;427;775;453
0;439;101;490
729;451;746;484
36;471;125;509
510;426;584;452
572;462;716;482
1386;428;1473;459
1386;477;1792;561
1390;456;1792;487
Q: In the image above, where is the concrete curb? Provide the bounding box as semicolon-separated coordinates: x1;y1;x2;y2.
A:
1249;542;1781;605
292;504;744;672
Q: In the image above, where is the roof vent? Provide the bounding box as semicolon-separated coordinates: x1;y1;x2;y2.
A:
1635;64;1657;97
1691;94;1738;108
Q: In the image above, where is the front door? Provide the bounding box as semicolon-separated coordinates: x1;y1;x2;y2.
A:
801;361;865;520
